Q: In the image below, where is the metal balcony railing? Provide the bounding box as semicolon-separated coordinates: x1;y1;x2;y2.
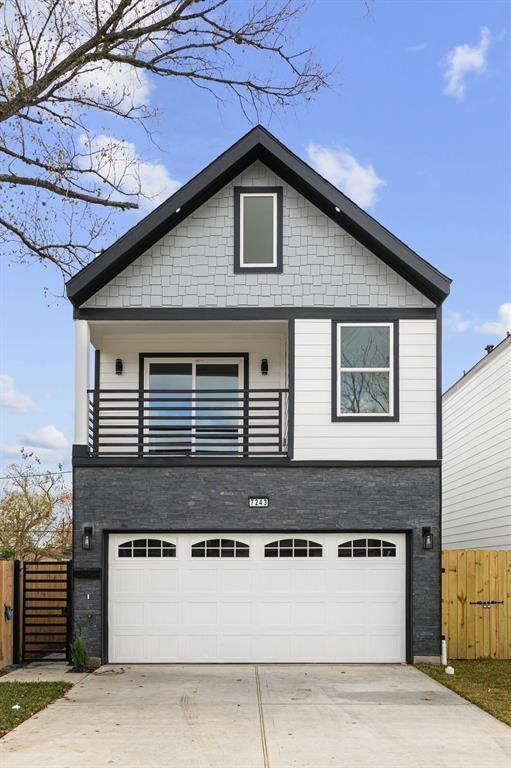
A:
88;388;289;458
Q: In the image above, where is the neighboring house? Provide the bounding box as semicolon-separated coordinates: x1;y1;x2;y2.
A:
443;334;511;550
65;126;451;665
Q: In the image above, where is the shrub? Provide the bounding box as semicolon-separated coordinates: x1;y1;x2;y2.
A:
71;636;89;672
0;545;15;560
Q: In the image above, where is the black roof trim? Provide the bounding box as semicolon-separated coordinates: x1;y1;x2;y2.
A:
66;125;452;307
74;306;436;321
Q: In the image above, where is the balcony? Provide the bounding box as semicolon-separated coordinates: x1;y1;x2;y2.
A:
87;387;289;458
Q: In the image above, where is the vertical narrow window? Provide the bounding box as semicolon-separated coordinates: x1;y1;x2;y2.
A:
333;323;398;420
234;187;283;272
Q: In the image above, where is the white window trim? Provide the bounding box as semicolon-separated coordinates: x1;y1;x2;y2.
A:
336;322;394;418
240;192;278;268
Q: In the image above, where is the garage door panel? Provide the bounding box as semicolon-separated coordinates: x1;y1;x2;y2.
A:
257;570;292;592
108;532;406;663
182;602;218;625
294;635;328;658
219;571;253;592
146;602;179;625
146;635;179;661
218;635;253;659
331;569;367;593
180;570;219;592
111;634;145;662
293;569;325;593
368;600;403;626
292;602;326;625
256;602;292;626
112;569;145;595
365;569;403;592
182;635;217;660
329;601;366;627
253;635;292;659
368;635;402;661
112;602;145;626
147;569;179;593
219;602;252;625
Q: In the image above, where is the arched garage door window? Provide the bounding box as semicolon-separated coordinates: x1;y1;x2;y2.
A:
191;539;249;558
265;538;322;558
338;538;396;558
118;539;176;558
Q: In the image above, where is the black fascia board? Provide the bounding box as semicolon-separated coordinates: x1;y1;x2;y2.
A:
66;125;452;307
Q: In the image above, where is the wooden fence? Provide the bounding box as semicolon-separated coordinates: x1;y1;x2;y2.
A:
0;561;15;668
442;550;511;660
0;560;71;668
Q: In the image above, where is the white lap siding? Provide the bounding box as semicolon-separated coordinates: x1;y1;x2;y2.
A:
442;340;511;550
293;319;437;461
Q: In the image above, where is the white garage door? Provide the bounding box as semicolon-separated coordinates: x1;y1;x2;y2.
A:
108;532;406;663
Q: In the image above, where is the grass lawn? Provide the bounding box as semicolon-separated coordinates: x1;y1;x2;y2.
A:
417;660;511;727
0;681;71;738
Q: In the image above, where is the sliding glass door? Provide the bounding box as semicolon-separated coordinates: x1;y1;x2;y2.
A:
146;358;243;454
195;363;241;453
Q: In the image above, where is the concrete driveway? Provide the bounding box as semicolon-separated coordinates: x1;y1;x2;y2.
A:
1;664;510;768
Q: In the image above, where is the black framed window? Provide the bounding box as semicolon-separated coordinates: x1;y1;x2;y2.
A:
332;321;399;422
234;187;283;273
264;538;322;558
118;539;176;558
338;538;397;558
191;538;249;558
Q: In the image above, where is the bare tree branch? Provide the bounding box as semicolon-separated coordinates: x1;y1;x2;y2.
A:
0;0;329;279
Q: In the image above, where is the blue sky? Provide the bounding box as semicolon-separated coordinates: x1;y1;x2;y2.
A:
0;0;509;474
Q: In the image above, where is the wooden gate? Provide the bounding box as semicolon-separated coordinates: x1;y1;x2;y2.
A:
22;561;72;662
442;550;511;660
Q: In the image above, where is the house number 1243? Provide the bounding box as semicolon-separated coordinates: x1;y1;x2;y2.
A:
248;497;269;508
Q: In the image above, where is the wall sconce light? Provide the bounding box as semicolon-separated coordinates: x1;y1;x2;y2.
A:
422;526;433;550
82;525;93;551
115;358;123;375
261;358;269;376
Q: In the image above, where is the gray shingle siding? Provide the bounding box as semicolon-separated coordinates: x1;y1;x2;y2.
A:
83;162;432;309
73;465;441;661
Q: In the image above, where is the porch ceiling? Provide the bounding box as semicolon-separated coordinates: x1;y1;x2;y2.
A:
88;319;288;348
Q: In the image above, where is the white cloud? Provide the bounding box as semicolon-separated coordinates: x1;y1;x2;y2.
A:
445;311;473;334
475;302;511;336
75;61;151;111
407;42;428;53
0;375;35;413
442;27;490;100
306;143;386;209
0;425;70;465
445;303;511;338
0;444;26;459
20;425;69;451
80;134;180;210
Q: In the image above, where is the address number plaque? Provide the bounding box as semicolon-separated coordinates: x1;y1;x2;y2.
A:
248;497;269;508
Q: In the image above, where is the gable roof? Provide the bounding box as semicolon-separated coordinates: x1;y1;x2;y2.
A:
66;125;451;307
443;333;511;400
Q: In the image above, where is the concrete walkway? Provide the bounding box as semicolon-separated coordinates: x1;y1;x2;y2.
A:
0;661;89;684
0;664;510;767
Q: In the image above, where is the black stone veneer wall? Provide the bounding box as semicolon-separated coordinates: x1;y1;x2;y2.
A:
72;465;441;660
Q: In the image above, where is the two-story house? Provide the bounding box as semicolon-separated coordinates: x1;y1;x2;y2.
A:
66;126;451;665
